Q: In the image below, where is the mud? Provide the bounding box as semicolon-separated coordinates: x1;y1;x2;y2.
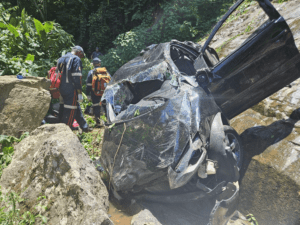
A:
108;201;133;225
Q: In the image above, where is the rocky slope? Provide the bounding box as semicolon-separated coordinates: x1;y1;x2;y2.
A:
203;0;300;224
0;124;113;225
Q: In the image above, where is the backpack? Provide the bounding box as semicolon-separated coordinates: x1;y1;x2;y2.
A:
48;66;62;99
92;67;111;97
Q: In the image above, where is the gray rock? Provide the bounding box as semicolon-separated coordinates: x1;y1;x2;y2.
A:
204;1;300;224
200;0;300;59
0;76;51;137
0;124;113;225
131;209;162;225
231;109;300;225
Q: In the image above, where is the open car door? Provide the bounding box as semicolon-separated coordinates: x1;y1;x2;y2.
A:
202;0;300;119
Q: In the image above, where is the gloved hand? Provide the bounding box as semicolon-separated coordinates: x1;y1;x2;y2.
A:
87;95;92;101
78;94;83;103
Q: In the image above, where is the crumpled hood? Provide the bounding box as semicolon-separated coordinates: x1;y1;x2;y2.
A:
100;41;221;191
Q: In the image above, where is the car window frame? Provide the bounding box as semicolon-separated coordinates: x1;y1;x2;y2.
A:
200;0;280;66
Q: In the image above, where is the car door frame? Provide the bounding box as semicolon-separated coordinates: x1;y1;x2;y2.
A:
200;0;300;119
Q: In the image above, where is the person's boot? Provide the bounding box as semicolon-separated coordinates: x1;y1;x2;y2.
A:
71;126;79;131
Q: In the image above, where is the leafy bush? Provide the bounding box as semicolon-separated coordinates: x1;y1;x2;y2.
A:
81;58;94;89
0;4;74;77
0;133;48;224
77;130;102;160
100;0;235;75
86;0;163;53
0;133;29;177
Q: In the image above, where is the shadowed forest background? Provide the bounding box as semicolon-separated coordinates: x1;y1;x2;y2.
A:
0;0;239;76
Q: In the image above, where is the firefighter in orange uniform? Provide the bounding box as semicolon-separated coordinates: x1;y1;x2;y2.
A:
86;57;111;127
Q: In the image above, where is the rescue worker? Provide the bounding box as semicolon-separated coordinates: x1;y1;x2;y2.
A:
91;47;103;59
57;46;92;132
86;57;111;127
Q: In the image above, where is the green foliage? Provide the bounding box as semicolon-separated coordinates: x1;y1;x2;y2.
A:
0;133;48;224
1;0;239;76
99;29;146;74
226;0;256;24
0;4;74;76
99;0;235;75
86;116;97;127
81;58;93;89
216;33;241;54
108;123;115;131
0;189;47;224
0;133;29;177
134;109;140;117
77;130;102;160
245;24;253;32
87;0;160;53
100;115;107;122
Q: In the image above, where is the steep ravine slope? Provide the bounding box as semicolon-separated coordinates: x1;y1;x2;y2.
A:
202;1;300;224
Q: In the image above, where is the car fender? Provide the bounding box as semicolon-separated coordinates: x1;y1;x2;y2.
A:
208;112;239;182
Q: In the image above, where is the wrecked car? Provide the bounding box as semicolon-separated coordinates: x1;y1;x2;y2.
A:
100;0;300;205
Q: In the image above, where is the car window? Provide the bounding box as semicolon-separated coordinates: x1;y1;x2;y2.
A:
210;0;270;61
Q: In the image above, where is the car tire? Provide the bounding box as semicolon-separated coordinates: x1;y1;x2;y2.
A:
223;125;243;170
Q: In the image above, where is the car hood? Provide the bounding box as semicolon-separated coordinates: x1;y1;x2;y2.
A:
100;41;221;191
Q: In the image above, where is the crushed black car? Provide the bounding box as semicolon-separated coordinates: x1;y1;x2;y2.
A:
100;0;300;214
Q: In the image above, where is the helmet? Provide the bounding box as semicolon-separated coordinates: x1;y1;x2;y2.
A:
72;46;85;58
72;45;84;54
93;57;101;64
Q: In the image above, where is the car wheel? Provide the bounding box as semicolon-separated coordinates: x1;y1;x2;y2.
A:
223;125;243;170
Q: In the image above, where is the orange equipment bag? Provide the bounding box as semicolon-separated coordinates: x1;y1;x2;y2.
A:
92;67;111;97
48;66;62;99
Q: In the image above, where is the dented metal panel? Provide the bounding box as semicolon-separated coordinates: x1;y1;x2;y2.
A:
100;0;300;195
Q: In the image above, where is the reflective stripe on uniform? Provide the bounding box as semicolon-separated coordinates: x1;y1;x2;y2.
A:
87;83;92;86
72;72;82;76
59;95;64;104
64;104;77;109
92;103;100;107
66;57;73;83
67;90;77;127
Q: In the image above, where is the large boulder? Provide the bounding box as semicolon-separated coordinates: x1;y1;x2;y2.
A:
0;76;51;137
231;110;300;225
0;124;112;225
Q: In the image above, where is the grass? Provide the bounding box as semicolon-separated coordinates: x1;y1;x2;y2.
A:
0;133;29;177
277;0;288;3
226;0;254;24
0;133;48;224
196;0;256;45
216;33;242;54
0;99;104;224
77;129;103;160
0;191;48;225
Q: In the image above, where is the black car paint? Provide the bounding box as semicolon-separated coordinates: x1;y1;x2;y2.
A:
202;0;300;119
100;0;300;193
